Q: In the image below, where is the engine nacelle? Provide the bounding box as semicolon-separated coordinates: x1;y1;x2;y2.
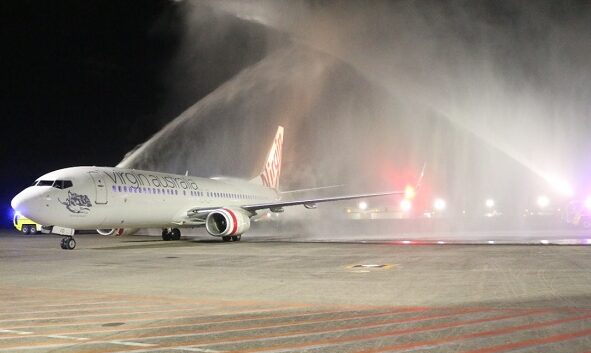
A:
205;208;251;237
96;228;139;236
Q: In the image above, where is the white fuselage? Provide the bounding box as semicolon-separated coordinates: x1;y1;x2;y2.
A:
11;166;277;229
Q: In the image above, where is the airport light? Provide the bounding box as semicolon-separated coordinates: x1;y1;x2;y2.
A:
485;199;495;209
433;198;446;211
543;174;574;197
404;185;416;200
358;201;368;210
537;195;550;209
400;199;412;212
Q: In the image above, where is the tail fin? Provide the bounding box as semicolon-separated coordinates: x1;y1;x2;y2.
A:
251;126;284;190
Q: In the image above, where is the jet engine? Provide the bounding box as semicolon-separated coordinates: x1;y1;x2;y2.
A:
96;228;139;236
205;208;251;237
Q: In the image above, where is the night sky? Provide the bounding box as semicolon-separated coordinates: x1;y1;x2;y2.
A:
3;1;591;226
1;1;269;225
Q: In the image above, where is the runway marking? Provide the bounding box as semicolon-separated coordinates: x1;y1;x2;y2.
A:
88;307;495;352
110;340;157;347
46;334;89;341
0;306;311;330
459;328;591;353
173;348;225;353
0;307;424;340
0;302;205;318
0;305;257;324
71;307;482;348
74;307;431;341
0;307;485;351
223;309;548;353
347;312;591;353
0;329;32;335
0;300;133;311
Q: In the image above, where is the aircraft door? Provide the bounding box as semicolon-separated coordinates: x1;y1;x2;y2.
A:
88;171;108;204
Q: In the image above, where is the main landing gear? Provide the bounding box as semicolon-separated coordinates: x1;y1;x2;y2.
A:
162;228;181;241
222;235;241;242
60;236;76;250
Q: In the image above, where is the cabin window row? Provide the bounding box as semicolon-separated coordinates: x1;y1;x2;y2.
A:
112;185;184;195
205;192;256;200
110;185;256;200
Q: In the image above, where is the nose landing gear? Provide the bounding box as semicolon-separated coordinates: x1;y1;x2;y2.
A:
162;228;181;241
60;237;76;250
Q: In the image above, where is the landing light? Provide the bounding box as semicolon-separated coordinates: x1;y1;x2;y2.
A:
485;199;495;209
358;201;368;210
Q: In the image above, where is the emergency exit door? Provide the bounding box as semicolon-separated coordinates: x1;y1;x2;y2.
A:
88;171;108;204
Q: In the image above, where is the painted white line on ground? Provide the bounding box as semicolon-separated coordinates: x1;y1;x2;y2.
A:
0;306;226;323
46;334;89;341
0;300;132;310
0;329;32;335
0;302;186;317
1;306;305;330
0;308;344;341
110;340;157;347
173;347;225;352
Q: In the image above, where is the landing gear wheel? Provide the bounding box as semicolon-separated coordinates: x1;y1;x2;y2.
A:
29;225;37;234
222;236;232;242
231;235;241;242
61;237;76;250
171;228;181;241
162;229;172;241
66;237;76;250
22;225;30;235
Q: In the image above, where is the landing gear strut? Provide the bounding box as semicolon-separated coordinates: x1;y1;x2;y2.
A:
162;228;181;241
60;236;76;250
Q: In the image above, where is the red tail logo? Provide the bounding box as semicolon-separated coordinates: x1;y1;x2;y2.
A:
260;127;283;190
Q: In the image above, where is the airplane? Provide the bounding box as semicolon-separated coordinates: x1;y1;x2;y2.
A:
11;126;419;250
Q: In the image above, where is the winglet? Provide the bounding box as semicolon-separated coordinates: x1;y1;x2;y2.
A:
416;163;426;191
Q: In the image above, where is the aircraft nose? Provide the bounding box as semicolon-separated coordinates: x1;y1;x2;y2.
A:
11;192;25;211
11;188;41;217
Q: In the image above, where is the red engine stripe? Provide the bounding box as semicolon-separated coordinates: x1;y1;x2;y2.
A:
224;208;238;235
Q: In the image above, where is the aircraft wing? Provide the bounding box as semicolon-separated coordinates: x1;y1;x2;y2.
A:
185;191;405;220
243;163;425;212
241;190;405;212
187;164;425;217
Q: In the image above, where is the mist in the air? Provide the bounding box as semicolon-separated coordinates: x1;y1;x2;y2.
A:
121;0;591;234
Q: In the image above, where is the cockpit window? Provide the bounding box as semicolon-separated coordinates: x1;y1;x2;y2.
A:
33;180;73;189
53;180;73;189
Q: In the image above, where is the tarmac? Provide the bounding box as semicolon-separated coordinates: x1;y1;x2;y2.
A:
1;229;590;352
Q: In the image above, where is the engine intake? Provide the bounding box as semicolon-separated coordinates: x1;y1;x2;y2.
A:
205;208;251;237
